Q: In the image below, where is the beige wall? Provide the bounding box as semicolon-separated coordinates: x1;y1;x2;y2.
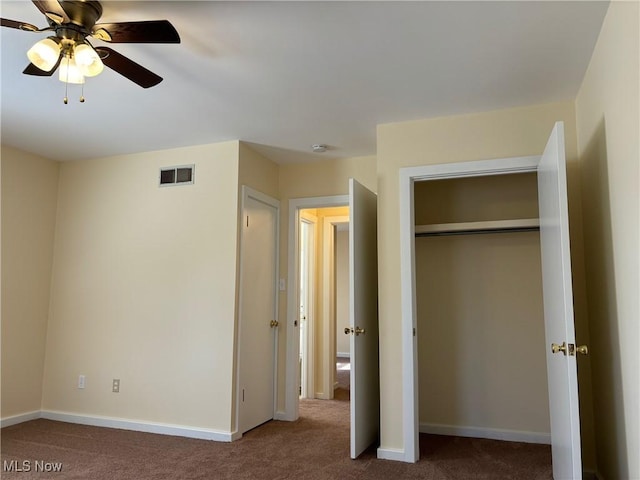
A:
376;100;596;468
335;228;350;357
239;142;280;200
41;142;242;433
417;232;548;433
278;156;376;200
1;146;59;420
575;2;639;479
414;173;539;224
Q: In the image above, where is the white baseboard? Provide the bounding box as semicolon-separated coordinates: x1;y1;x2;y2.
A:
419;422;551;445
377;447;409;462
273;410;289;421
40;410;234;442
1;410;41;428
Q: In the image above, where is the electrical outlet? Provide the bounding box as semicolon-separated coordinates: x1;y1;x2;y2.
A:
78;375;85;389
112;378;120;393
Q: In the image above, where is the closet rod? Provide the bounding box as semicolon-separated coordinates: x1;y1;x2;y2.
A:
415;226;540;238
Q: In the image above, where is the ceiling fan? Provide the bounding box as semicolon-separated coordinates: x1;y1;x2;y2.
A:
1;0;180;99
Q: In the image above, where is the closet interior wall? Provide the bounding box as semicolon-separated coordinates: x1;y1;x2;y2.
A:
414;172;552;439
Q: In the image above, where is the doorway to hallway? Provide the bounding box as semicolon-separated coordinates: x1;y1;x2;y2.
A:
297;206;350;402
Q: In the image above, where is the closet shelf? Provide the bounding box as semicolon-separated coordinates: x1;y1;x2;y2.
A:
415;218;540;237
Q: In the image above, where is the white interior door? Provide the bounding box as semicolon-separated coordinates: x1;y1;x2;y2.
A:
348;178;380;459
298;214;316;399
238;189;279;434
537;122;583;479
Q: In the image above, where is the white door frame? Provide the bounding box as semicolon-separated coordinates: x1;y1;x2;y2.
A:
299;212;317;399
235;185;280;436
398;155;540;462
283;195;348;421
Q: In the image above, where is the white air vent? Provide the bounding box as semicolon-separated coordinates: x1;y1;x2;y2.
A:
159;165;194;187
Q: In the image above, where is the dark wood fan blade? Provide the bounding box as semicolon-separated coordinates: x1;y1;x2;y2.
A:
31;0;69;24
92;20;180;43
23;54;62;76
96;47;163;88
1;18;40;31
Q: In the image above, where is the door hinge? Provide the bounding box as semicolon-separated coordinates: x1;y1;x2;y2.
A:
413;327;416;337
242;388;245;402
246;215;249;227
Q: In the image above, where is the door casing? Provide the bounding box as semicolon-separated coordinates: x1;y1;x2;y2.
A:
398;155;543;462
235;186;280;436
283;195;348;421
299;212;317;399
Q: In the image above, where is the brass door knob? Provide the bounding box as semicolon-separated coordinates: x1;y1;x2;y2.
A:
552;342;588;356
345;327;365;335
576;345;588;355
270;320;279;328
551;342;568;355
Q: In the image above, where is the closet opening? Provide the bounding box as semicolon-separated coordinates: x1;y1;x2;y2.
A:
413;173;552;454
399;126;585;478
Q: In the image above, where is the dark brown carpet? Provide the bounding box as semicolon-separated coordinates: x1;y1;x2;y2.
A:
1;373;551;479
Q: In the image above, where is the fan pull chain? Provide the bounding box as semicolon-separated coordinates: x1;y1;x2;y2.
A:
63;55;69;104
62;54;86;104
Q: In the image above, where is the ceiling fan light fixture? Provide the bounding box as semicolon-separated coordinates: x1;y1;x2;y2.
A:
74;43;104;77
59;56;85;84
27;37;61;72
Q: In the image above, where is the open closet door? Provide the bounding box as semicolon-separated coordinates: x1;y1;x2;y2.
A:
348;178;380;459
537;122;583;479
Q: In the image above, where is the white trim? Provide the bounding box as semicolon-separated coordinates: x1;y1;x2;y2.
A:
40;411;234;442
236;186;280;434
1;410;41;428
400;155;540;182
399;167;420;463
415;218;539;235
376;447;407;462
419;422;550;445
399;155;541;464
299;212;317;400
273;410;288;421
336;352;351;359
321;215;349;399
285;195;349;421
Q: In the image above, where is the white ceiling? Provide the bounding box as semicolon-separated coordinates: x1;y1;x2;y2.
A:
1;1;609;164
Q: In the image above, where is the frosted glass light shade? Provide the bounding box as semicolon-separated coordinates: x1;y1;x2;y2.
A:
59;56;85;84
74;43;104;77
27;38;61;71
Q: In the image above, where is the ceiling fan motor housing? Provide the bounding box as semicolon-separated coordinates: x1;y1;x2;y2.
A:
55;1;103;30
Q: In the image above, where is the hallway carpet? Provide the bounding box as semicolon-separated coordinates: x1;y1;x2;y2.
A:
1;396;551;479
